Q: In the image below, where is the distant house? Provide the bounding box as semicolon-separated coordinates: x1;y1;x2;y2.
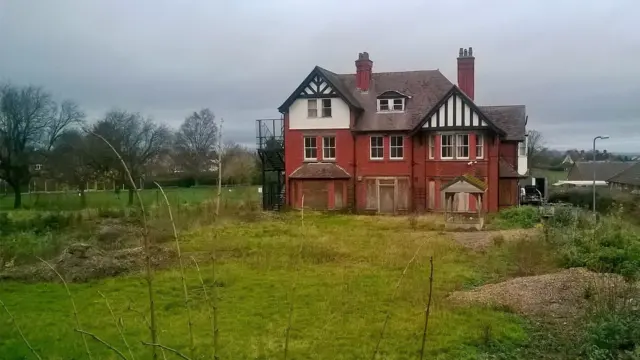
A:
567;162;635;182
608;162;640;192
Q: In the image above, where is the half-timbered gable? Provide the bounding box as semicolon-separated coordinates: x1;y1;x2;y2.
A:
419;86;505;135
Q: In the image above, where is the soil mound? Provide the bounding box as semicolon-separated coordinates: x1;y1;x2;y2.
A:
0;243;175;283
449;268;631;324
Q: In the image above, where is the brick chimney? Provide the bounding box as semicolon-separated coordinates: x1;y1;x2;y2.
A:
355;52;373;91
457;47;475;100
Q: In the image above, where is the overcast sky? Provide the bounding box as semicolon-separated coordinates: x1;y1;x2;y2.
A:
1;0;638;152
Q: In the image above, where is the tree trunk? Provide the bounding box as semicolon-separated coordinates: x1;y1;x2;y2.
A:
80;188;86;208
13;184;21;209
128;187;134;206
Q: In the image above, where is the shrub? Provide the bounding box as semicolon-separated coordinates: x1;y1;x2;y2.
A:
582;305;640;358
492;206;541;229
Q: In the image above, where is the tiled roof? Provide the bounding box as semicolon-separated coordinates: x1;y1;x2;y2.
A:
478;105;527;141
289;163;351;179
567;162;635;182
442;174;488;192
336;70;454;131
499;158;524;178
607;162;640;186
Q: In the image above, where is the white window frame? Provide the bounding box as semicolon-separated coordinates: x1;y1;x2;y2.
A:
518;141;527;157
307;99;317;118
322;136;336;160
377;98;405;112
390;135;404;159
476;134;484;159
428;134;435;159
304;136;317;160
321;98;332;118
441;134;454;159
370;136;384;160
35;164;42;171
456;134;470;159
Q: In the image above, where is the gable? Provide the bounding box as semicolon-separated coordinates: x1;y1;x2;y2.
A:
423;90;488;129
298;75;338;98
277;66;362;113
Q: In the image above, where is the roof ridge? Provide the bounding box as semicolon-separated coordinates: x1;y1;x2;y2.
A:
479;104;526;108
335;69;442;76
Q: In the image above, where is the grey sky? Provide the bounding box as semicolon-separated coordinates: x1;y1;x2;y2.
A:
1;0;639;152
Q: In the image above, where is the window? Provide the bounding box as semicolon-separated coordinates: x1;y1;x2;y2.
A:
390;136;404;159
34;164;42;171
518;141;527;156
393;99;404;111
428;135;435;159
476;134;484;159
321;99;332;117
441;135;454;159
377;98;405;112
323;136;335;160
307;99;317;118
456;134;470;159
304;136;317;160
370;136;384;159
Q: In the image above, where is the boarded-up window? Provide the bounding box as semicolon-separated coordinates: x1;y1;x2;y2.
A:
334;181;344;209
428;180;435;210
366;179;377;209
397;178;409;210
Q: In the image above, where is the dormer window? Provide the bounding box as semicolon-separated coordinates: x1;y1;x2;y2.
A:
378;98;405;112
376;90;410;112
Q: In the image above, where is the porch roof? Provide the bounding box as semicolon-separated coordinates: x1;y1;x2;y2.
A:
441;174;487;193
289;163;351;179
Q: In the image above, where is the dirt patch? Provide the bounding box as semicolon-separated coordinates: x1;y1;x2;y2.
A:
453;228;540;252
0;243;175;283
449;267;631;325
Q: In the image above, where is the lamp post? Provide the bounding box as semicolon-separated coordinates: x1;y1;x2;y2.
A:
592;135;610;213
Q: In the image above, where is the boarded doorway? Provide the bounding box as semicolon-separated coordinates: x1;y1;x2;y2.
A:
379;185;395;214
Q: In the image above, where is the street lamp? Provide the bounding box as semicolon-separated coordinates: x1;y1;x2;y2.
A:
592;135;610;213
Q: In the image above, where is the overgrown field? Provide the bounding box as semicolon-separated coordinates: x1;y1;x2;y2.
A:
0;185;259;211
2;203;640;359
1;213;539;360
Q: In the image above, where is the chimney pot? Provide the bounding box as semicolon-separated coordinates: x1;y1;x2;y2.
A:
468;47;473;56
459;48;464;57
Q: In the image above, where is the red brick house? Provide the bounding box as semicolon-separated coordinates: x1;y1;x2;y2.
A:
278;48;527;213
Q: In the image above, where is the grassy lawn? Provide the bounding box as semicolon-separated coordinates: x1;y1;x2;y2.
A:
0;214;532;359
0;186;260;211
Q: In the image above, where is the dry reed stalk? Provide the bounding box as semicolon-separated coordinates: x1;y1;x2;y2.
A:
99;291;135;360
126;303;167;360
283;195;305;360
371;239;427;360
141;342;193;360
75;329;128;360
0;299;42;360
37;257;92;360
211;251;219;359
89;131;158;360
191;256;218;360
419;256;434;360
215;118;224;218
154;182;195;358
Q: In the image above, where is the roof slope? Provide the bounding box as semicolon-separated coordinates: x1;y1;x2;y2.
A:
567;162;635;181
608;162;640;186
289;163;351;179
478;105;527;141
337;70;453;131
499;158;524;178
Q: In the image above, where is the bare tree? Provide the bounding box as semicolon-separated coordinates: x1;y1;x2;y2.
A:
526;129;545;168
174;109;217;185
92;109;171;205
0;84;84;208
222;141;257;185
49;130;97;207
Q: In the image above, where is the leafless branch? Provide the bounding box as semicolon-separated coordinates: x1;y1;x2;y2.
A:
0;298;42;360
419;256;434;360
75;329;128;360
99;291;135;360
141;342;193;360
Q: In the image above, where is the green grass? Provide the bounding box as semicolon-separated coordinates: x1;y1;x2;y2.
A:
0;214;533;359
0;186;259;211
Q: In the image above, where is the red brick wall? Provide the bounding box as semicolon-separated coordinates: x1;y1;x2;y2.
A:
283;112;355;207
500;141;517;168
354;134;412;209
